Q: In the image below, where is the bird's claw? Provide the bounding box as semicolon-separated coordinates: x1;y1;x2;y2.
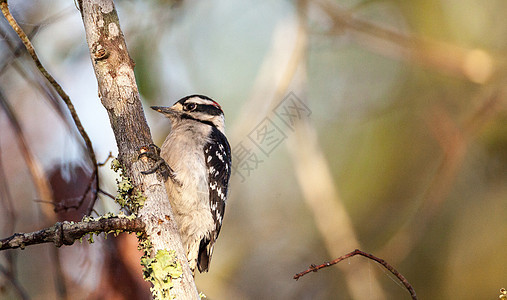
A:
139;144;175;181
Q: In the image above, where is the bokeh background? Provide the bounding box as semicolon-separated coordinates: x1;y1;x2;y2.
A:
0;0;506;299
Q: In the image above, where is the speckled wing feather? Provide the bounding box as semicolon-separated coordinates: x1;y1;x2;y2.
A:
198;126;231;272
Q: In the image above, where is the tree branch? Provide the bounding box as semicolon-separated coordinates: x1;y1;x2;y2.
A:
0;216;144;250
294;249;417;300
0;0;201;297
0;0;99;214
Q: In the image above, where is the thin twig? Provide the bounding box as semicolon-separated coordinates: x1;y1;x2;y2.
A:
0;0;99;214
98;188;115;200
98;152;114;166
34;198;83;213
294;249;417;300
75;171;96;214
0;216;144;250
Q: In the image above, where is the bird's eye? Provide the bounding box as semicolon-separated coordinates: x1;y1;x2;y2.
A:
185;103;197;111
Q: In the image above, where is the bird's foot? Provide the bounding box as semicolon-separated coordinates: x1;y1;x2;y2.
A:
139;144;175;181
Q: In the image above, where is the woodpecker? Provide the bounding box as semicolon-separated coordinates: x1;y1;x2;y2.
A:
151;95;231;274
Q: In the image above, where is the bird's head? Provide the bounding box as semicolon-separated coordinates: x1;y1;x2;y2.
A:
151;95;225;133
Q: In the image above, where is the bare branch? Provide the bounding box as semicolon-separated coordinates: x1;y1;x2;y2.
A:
0;216;144;250
98;152;114;166
98;188;115;200
294;249;418;300
0;0;99;214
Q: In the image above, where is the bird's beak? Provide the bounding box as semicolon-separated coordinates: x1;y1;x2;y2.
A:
151;106;173;114
151;106;181;118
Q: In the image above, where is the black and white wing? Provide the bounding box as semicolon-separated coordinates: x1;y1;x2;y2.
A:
198;126;231;272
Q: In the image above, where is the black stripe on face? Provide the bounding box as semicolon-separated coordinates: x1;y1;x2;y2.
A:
181;113;216;128
193;104;222;116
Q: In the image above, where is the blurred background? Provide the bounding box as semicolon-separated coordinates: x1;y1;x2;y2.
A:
0;0;506;299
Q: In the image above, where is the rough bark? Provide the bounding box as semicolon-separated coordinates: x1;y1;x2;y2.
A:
0;217;144;250
78;0;199;298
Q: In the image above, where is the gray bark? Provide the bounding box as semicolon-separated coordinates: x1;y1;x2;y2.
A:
78;0;199;298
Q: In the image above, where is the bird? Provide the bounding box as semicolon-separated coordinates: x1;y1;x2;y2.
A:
150;95;231;274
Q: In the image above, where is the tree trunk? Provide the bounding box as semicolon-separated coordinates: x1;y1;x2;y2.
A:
78;0;199;298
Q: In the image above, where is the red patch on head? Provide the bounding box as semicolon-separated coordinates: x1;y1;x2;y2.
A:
210;100;222;110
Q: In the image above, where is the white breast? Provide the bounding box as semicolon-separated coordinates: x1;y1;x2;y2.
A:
159;122;215;246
